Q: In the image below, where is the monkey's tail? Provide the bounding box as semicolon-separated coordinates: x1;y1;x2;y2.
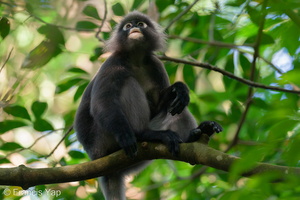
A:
99;174;126;200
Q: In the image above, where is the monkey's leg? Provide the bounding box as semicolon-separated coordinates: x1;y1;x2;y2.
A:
165;108;223;143
99;161;151;200
99;174;125;200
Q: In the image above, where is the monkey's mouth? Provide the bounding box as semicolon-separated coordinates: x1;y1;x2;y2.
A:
129;28;143;39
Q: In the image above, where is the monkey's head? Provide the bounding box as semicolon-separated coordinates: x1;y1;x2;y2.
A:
106;11;166;53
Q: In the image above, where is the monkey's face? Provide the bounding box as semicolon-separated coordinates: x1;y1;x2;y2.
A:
123;21;147;40
106;11;166;53
119;19;152;50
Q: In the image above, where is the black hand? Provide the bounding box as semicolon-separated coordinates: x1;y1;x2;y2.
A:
117;133;138;158
187;128;202;142
168;82;189;115
160;130;182;157
198;121;223;137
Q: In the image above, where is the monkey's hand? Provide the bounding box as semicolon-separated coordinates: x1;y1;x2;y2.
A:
168;82;190;115
116;133;138;158
197;121;223;137
187;121;223;143
138;130;182;157
159;82;189;116
159;130;182;157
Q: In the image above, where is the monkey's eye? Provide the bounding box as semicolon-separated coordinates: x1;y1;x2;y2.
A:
123;23;133;31
137;22;147;28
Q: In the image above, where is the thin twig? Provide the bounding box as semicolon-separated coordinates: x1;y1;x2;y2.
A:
224;96;252;152
168;34;254;48
169;35;284;74
164;0;200;31
0;48;13;73
0;129;62;161
46;125;74;158
225;0;269;152
95;0;107;42
159;55;300;94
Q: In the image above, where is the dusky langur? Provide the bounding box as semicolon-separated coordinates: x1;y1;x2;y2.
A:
75;11;222;200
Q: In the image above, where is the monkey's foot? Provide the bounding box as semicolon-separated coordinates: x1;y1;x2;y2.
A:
197;121;223;137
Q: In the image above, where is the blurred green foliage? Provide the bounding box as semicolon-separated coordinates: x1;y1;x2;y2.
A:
0;0;300;199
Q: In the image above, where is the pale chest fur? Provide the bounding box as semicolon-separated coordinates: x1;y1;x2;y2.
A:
131;64;157;94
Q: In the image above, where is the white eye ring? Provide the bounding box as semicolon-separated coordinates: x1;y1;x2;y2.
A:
137;22;147;28
123;23;132;30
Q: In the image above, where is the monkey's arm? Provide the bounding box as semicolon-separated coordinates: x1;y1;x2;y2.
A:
90;68;138;158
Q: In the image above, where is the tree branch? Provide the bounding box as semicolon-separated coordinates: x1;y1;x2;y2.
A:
168;35;285;74
0;138;299;189
158;55;300;94
95;0;107;42
46;125;74;158
168;34;254;48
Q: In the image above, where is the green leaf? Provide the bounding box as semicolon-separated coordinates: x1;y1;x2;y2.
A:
75;21;98;30
67;67;89;75
56;78;85;94
239;53;251;77
0;120;27;134
0;157;11;164
90;47;103;61
282;132;300;165
277;22;300;55
33;118;54;132
26;157;41;164
64;131;76;147
244;33;275;45
59;157;67;166
25;2;34;14
0;17;10;39
132;0;144;9
183;65;196;91
112;3;125;16
4;105;31;121
63;110;76;130
26;155;43;164
74;82;89;102
1;142;23;151
279;68;300;85
21;40;62;69
68;150;86;159
247;5;260;26
31;101;48;119
38;25;65;45
83;5;101;20
38;25;65;44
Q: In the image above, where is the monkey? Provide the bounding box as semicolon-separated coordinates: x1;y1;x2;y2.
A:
74;11;222;200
